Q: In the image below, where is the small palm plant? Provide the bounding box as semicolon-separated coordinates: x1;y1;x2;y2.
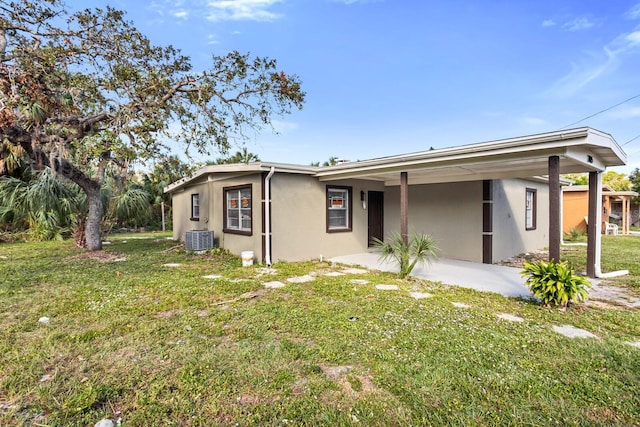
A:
371;232;439;279
521;259;590;307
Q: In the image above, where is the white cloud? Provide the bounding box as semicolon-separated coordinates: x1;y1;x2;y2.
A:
608;30;640;55
206;0;283;22
172;9;189;19
520;116;547;126
546;52;615;97
626;3;640;20
625;30;640;46
562;17;595;32
542;19;556;27
332;0;368;4
606;106;640;119
271;119;299;133
206;34;220;45
546;24;640;97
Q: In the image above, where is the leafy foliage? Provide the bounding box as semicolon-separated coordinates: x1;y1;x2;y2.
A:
0;164;157;242
372;232;439;279
521;259;590;307
629;168;640;204
212;147;260;164
562;173;589;186
0;168;79;239
563;171;631;191
0;0;305;250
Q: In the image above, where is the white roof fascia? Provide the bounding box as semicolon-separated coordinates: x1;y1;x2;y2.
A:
314;127;625;180
164;162;317;194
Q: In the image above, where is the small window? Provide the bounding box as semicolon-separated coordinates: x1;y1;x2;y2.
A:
191;194;200;221
224;185;252;235
525;188;536;230
327;186;352;232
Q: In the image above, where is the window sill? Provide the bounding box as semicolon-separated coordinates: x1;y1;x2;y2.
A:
223;228;252;236
190;218;200;222
327;227;352;233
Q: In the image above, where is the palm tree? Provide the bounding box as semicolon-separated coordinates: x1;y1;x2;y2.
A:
0;168;80;240
0;165;153;244
214;147;260;164
371;232;439;279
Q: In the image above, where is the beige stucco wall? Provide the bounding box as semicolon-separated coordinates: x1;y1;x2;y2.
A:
171;174;264;261
383;181;484;262
210;174;264;259
492;179;549;262
270;175;385;262
171;173;552;265
171;179;210;241
172;172;386;263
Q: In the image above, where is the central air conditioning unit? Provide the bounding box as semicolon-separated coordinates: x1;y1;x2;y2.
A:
185;230;214;251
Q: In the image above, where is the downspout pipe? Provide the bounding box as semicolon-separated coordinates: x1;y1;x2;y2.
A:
264;167;275;267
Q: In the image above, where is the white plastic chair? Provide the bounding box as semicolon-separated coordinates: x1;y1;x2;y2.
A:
605;222;619;235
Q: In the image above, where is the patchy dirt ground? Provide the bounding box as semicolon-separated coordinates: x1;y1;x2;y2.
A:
498;250;640;309
65;251;126;263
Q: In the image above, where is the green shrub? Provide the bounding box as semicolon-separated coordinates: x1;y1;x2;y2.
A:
372;232;439;279
521;259;590;307
564;228;585;242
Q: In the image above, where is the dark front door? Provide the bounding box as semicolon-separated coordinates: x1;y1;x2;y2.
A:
368;191;384;246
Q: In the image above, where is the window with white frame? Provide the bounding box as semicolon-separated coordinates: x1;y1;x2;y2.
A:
327;186;352;232
224;185;252;235
525;188;536;230
191;194;200;220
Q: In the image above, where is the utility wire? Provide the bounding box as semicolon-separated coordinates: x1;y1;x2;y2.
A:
560;93;640;129
622;133;640;147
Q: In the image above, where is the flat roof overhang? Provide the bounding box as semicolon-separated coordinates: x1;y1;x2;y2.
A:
315;128;627;185
164;161;318;193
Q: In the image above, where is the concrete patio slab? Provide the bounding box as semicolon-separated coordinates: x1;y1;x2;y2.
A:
330;252;532;298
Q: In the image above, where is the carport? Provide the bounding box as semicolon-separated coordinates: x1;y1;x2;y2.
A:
316;127;627;278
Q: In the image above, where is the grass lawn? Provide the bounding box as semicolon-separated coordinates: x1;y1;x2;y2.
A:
562;235;640;289
1;234;639;426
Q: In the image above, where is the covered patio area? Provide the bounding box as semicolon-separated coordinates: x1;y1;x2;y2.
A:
330;252;532;298
318;127;627;278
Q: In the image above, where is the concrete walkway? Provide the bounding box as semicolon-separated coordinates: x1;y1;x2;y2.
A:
329;252;533;298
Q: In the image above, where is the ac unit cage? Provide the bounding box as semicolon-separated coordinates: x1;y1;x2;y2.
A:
185;230;214;251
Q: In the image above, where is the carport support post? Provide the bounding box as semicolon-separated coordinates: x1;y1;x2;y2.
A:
587;171;603;278
400;171;408;246
548;156;560;262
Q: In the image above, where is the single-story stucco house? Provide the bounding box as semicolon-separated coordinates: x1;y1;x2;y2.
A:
165;127;627;278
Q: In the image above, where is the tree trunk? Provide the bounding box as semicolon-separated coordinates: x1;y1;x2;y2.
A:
32;148;106;251
84;186;103;251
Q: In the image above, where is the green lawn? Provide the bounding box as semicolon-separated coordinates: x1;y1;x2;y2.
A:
1;234;639;426
562;235;640;288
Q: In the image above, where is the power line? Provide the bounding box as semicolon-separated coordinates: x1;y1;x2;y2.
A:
622;133;640;146
561;93;640;129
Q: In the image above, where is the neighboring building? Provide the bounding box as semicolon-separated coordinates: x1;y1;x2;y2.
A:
562;185;638;235
165;127;627;276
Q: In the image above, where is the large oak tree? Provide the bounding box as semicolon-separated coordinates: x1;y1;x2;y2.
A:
0;0;305;250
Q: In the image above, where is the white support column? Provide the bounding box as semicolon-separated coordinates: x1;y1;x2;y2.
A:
587;171;603;277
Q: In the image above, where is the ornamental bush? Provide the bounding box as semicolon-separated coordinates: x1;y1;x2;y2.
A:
521;259;590;307
372;232;439;279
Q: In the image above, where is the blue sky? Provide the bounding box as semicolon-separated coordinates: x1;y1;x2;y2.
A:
70;0;640;173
